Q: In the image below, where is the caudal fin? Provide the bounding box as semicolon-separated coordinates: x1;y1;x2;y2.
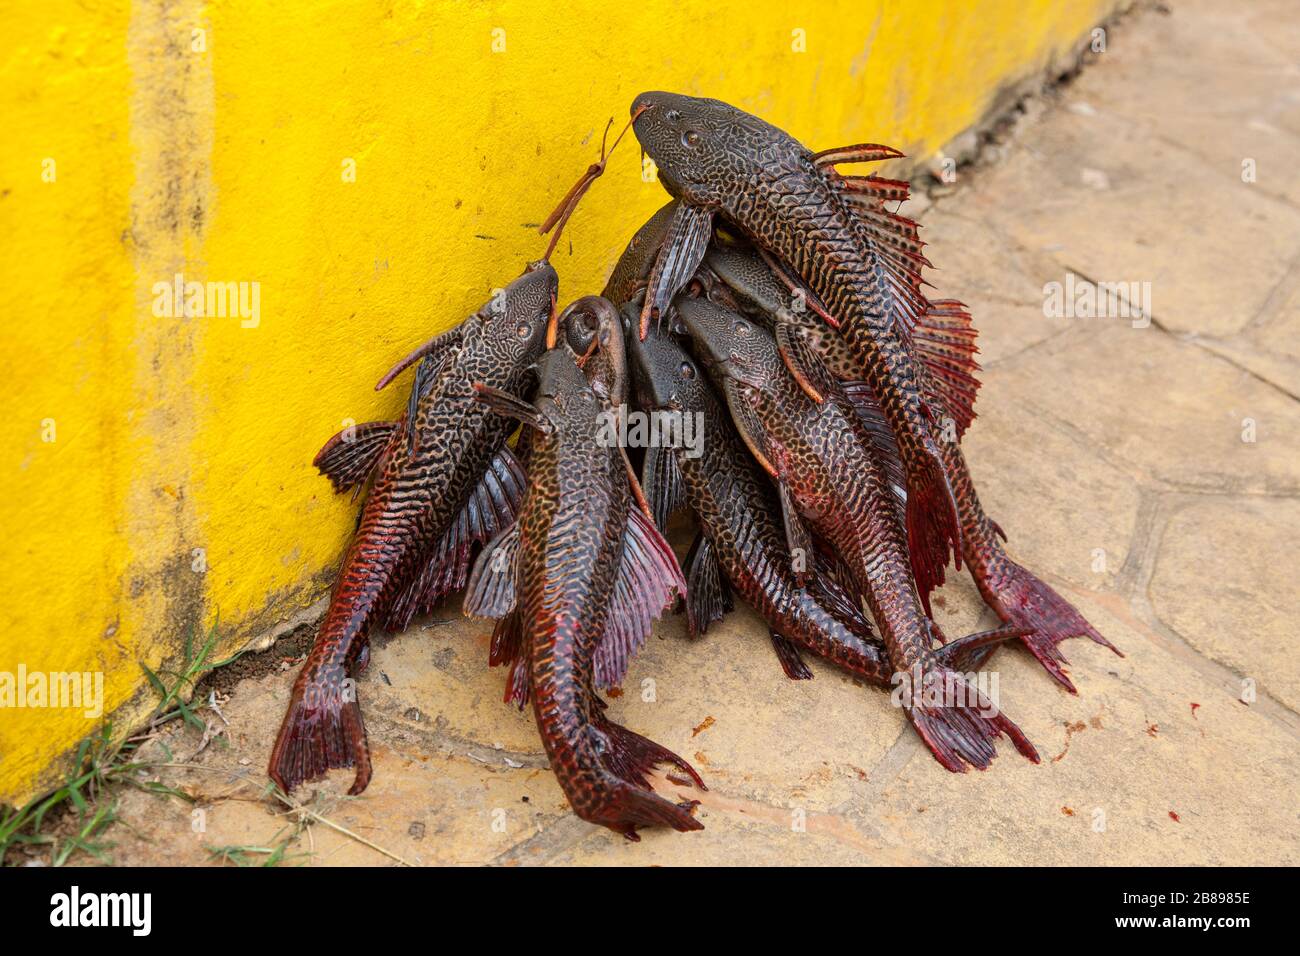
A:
982;559;1121;693
584;717;706;840
268;678;371;796
594;786;704;842
905;441;962;609
901;664;1039;772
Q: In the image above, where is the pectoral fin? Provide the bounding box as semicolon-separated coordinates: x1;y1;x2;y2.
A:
839;381;907;511
383;446;528;632
756;247;838;328
639;202;715;338
463;520;521;620
375;323;466;392
472;383;552;433
593;507;689;689
777;482;813;588
313;420;399;495
775;323;840;405
641;444;686;530
722;379;779;480
683;532;733;638
406;353;443;453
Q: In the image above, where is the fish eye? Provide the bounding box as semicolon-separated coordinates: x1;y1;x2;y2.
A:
682;130;700;148
680;361;695;380
733;319;749;335
516;321;532;338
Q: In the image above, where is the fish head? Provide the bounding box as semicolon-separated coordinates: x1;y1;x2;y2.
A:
673;296;774;389
478;260;559;369
533;345;601;427
631;92;795;209
704;243;785;316
625;307;708;414
558;295;627;407
561;302;600;357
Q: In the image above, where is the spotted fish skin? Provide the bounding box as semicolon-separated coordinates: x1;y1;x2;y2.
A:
467;348;701;840
626;317;890;684
703;240;861;378
268;262;557;796
685;305;923;666
703;196;1121;689
518;353;631;826
676;297;1037;772
630;92;962;566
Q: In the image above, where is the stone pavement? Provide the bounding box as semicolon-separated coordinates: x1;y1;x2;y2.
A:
91;0;1299;866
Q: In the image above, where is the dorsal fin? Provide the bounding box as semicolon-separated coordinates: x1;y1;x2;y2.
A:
592;506;688;689
841;174;911;204
913;299;980;438
819;156;984;435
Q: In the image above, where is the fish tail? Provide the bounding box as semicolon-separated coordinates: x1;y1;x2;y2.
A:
593;786;705;842
268;646;372;796
582;716;706;839
976;556;1122;693
597;715;706;792
900;663;1040;772
904;437;962;607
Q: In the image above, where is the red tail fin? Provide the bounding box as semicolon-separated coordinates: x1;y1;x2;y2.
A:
593;786;704;842
597;716;705;792
982;559;1122;693
899;665;1039;772
268;678;371;796
584;717;706;840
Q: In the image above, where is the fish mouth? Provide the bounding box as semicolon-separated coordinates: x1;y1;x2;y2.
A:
631;93;661;119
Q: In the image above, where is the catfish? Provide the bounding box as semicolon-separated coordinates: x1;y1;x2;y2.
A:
464;344;702;840
676;296;1035;772
629;92;964;587
703;204;1120;689
268;262;558;796
627;308;905;684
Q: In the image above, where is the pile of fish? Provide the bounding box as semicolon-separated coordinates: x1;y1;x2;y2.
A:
268;92;1121;840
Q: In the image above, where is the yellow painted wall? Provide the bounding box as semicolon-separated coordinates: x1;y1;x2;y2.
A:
0;0;1122;805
